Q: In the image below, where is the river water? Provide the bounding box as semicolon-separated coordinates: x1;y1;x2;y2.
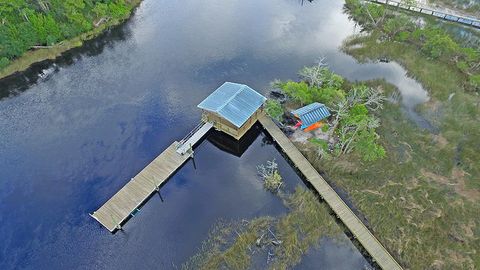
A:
0;0;430;269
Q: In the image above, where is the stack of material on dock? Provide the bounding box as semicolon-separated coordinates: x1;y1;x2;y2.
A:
91;142;191;232
258;113;403;270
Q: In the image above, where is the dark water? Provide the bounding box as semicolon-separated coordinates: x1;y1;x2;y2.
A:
0;0;432;269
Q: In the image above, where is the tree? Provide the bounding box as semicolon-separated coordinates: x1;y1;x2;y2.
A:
265;100;284;121
281;81;312;105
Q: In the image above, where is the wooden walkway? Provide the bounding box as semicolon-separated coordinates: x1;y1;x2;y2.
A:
91;142;191;232
367;0;480;28
258;114;402;270
176;122;213;155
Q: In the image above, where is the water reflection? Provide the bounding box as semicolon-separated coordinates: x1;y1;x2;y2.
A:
207;124;262;157
0;0;428;268
0;21;133;100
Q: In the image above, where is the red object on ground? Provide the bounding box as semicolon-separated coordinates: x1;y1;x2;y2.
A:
294;121;302;129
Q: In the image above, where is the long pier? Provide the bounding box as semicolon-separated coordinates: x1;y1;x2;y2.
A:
258;114;402;270
366;0;480;28
91;123;213;232
91;110;402;269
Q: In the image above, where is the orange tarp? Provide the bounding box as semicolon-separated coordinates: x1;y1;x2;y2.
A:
304;122;323;132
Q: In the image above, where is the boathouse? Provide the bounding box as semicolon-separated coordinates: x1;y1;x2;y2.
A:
292;102;331;131
198;82;266;140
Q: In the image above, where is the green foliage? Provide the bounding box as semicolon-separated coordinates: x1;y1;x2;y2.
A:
280;66;345;107
265;99;284;121
470;74;480;88
383;15;414;39
0;57;9;69
0;0;137;70
308;138;329;152
421;29;459;59
345;0;386;27
355;130;386;162
456;61;469;73
321;124;329;132
281;81;312;105
349;104;368;118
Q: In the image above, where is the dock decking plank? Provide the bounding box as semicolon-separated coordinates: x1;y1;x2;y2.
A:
91;142;191;232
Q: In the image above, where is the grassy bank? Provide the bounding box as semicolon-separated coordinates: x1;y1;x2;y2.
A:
0;0;142;80
298;96;480;269
284;1;480;269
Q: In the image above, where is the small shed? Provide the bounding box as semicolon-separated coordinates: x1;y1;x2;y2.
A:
291;102;331;131
198;82;266;140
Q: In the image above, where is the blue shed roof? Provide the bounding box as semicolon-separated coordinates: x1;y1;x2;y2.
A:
198;82;266;128
291;102;331;129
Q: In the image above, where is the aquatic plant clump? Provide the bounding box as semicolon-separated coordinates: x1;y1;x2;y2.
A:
182;186;343;270
257;159;283;192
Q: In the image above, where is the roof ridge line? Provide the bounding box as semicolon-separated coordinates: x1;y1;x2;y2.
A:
215;84;246;112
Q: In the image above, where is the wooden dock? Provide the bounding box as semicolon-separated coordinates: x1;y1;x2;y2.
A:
367;0;480;29
176;122;213;155
91;142;192;232
258;114;402;270
91;122;214;232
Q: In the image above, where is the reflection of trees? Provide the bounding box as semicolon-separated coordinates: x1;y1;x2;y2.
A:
0;20;132;100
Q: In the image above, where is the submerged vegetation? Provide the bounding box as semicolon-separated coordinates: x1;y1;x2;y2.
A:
257;159;284;193
0;0;141;77
183;186;342;270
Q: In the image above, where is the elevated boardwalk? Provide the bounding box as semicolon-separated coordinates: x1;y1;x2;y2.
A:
91;122;213;232
258;114;402;270
367;0;480;28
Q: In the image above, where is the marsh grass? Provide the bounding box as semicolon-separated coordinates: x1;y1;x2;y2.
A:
299;96;480;268
182;187;342;270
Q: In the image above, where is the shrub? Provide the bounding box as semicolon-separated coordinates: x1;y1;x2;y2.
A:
0;57;10;70
265;99;284;121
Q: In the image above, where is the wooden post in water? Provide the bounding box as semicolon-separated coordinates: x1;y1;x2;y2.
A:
189;143;197;170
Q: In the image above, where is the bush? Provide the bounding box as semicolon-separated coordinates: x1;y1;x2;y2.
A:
0;57;10;70
281;81;312;105
355;130;386;162
470;74;480;88
265;100;284;121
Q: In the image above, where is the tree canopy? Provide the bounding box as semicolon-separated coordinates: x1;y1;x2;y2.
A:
0;0;136;69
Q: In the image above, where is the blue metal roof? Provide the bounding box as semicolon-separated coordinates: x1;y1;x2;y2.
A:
291;102;331;129
198;82;267;128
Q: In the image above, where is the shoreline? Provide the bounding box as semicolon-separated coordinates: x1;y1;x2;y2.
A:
0;0;143;81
